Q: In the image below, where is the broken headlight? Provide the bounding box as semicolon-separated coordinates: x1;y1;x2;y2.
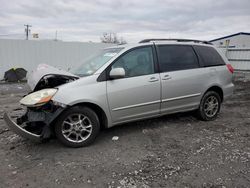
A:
20;88;58;107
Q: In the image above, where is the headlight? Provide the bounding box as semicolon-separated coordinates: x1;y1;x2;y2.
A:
20;89;58;107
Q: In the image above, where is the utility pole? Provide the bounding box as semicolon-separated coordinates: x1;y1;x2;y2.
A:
24;24;32;40
55;30;58;41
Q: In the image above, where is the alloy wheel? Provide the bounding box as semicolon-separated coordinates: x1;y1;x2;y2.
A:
62;114;92;143
204;96;219;118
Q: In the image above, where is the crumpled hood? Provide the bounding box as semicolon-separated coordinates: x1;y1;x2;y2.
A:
27;64;79;91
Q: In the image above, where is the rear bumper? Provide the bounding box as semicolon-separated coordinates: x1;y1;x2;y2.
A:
223;83;234;100
3;113;41;142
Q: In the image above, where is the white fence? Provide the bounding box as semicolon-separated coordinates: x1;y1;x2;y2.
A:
219;48;250;70
0;39;112;79
226;48;250;70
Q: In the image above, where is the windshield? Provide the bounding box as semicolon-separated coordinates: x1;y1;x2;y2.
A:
72;47;123;77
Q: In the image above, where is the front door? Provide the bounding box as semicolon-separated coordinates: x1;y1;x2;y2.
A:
107;46;161;123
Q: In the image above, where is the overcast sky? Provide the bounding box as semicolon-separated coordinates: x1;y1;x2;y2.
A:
0;0;250;43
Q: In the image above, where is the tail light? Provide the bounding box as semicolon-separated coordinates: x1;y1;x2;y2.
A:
227;64;234;74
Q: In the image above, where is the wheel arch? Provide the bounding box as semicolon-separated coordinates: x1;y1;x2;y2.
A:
71;102;109;129
204;85;224;102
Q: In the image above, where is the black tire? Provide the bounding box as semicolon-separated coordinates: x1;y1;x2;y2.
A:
55;106;100;147
197;91;221;121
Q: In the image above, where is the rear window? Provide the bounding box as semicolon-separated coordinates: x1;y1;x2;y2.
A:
157;45;199;72
193;46;225;67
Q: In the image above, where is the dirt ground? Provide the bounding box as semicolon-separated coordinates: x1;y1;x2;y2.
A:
0;72;249;188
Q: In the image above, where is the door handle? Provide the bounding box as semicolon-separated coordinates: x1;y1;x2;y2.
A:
162;75;172;80
148;77;159;82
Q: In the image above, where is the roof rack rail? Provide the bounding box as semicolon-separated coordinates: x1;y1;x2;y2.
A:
139;38;213;45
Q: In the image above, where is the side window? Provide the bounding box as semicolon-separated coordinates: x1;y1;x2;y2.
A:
193;46;225;67
157;45;199;72
111;47;154;77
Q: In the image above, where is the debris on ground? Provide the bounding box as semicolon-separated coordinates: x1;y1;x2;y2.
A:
112;136;119;141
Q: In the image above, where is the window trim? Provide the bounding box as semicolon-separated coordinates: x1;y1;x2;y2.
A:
155;44;201;73
97;45;158;81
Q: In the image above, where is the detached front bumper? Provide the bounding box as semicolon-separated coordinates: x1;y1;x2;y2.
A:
3;103;65;142
3;113;41;142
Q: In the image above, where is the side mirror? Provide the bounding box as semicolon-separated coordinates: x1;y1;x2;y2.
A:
109;68;125;79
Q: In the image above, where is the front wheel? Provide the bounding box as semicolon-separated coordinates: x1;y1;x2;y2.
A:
55;106;100;147
197;91;221;121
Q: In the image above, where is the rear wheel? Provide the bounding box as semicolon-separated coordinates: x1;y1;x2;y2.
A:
197;91;221;121
55;106;100;147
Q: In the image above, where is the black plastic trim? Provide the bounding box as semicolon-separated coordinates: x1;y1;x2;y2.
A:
97;70;107;82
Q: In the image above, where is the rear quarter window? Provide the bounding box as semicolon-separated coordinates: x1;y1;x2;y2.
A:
193;46;225;67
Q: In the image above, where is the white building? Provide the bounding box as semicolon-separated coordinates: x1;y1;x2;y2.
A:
210;32;250;70
210;32;250;48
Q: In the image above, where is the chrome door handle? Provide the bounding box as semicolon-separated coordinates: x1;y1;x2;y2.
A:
149;77;159;82
162;75;172;80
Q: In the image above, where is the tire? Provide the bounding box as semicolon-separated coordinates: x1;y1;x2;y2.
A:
55;106;100;147
197;91;221;121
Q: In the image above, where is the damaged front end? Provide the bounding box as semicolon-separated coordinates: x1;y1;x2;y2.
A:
4;102;65;142
4;64;77;142
28;64;79;91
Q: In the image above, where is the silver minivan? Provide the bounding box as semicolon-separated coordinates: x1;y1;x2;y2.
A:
4;39;234;147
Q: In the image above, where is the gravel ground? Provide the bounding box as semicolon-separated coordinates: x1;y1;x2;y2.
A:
0;72;249;188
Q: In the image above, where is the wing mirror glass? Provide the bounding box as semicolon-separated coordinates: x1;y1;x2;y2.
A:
109;68;125;79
